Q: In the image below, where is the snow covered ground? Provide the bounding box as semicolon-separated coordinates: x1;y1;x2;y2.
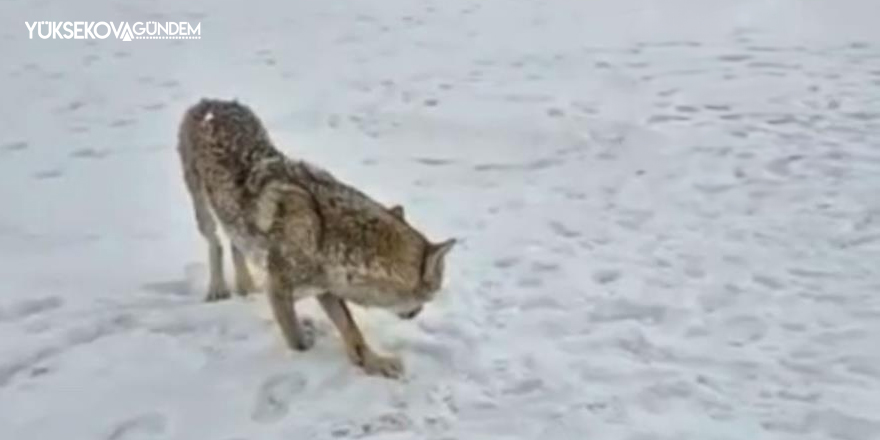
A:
2;0;880;438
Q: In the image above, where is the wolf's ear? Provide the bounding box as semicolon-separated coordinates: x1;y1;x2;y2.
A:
422;238;456;282
389;205;405;219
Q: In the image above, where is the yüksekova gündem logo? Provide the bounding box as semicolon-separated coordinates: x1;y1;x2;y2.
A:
25;21;201;41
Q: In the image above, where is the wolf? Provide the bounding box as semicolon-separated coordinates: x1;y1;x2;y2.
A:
176;98;455;378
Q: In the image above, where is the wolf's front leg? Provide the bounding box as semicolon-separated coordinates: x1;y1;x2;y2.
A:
266;265;315;351
317;293;403;379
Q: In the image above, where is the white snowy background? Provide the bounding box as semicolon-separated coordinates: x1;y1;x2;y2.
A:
1;0;879;439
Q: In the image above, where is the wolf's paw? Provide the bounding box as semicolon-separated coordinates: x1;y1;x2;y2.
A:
235;273;257;297
235;282;255;297
205;286;232;302
236;285;256;297
362;353;404;379
289;317;316;351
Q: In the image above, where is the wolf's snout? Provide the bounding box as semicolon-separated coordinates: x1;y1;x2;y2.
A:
397;305;423;320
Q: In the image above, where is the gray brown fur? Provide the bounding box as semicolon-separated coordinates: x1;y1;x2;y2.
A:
176;98;455;378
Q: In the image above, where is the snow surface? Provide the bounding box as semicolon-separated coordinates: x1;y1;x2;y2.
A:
2;0;880;438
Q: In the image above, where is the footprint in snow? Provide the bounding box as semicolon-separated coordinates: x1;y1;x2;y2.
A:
105;412;168;440
2;141;28;152
70;147;110;160
33;169;64;180
592;269;621;285
0;296;63;322
251;373;307;423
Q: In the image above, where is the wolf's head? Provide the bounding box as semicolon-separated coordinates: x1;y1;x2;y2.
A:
381;204;456;319
391;238;457;320
322;202;456;320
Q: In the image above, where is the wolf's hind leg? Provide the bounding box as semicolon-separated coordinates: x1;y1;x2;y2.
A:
180;149;230;302
232;245;256;296
202;232;230;302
